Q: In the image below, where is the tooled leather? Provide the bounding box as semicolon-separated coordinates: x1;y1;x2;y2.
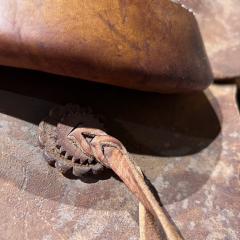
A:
39;104;106;176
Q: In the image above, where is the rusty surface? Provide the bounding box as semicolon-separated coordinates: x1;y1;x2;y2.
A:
178;0;240;79
0;68;240;239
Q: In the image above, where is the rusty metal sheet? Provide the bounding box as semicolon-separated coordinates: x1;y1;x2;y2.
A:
0;68;239;239
178;0;240;79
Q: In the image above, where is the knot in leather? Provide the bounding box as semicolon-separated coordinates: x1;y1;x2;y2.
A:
68;127;126;167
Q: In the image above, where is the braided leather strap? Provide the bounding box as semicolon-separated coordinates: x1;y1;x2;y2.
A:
68;127;182;240
68;128;127;168
39;104;182;240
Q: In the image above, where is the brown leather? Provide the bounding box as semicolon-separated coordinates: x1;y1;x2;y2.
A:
39;105;183;239
68;128;183;239
0;0;212;93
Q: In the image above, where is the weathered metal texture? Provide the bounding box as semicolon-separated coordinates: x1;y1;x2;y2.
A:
178;0;240;79
0;72;239;239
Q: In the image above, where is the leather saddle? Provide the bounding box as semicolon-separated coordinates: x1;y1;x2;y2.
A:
0;0;212;93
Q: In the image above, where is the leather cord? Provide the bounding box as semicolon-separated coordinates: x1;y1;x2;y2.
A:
69;128;183;240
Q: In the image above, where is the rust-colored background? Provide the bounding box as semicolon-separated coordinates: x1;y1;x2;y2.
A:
178;0;240;80
0;67;239;239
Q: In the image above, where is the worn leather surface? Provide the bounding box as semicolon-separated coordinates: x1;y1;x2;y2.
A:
0;0;212;93
0;69;239;239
